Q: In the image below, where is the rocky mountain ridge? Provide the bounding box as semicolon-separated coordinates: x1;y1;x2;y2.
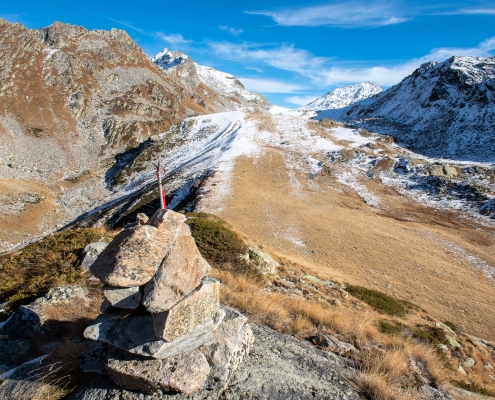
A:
151;48;270;112
323;56;495;161
0;20;270;252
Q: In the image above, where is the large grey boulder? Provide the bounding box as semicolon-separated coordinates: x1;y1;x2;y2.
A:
90;224;178;287
81;242;109;272
83;307;226;359
199;306;254;388
247;246;279;274
107;347;210;395
103;286;142;309
69;324;362;400
152;278;220;341
143;222;211;313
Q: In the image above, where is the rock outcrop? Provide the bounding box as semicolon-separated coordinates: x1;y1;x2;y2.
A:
69;324;362;400
83;209;253;395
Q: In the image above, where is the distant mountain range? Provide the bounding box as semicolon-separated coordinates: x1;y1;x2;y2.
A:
315;56;495;161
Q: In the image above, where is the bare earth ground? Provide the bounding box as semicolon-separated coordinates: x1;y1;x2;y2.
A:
199;150;495;341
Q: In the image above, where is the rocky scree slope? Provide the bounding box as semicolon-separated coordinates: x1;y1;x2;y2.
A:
302;81;383;111
333;56;495;161
151;48;271;113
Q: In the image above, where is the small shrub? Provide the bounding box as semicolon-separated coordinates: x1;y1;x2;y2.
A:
412;325;448;347
186;212;265;282
377;319;403;336
443;321;459;333
452;380;495;397
346;285;407;317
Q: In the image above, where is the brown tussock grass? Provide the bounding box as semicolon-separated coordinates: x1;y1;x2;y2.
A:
245;113;277;133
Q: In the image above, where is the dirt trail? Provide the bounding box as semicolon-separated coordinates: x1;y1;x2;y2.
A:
200;149;495;341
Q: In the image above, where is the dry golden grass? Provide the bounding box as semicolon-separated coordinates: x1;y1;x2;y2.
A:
212;265;458;400
246;113;277;133
354;373;404;400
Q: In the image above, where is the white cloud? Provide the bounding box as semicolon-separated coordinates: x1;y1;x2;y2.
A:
208;36;495;89
248;1;408;28
156;33;192;47
107;18;147;35
435;8;495;16
219;25;243;35
208;42;328;75
238;77;307;93
285;95;320;106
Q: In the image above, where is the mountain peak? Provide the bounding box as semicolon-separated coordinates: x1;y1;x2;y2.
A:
302;82;383;111
151;48;189;70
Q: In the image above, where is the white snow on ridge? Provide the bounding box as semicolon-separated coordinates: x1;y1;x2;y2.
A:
195;65;263;105
302;82;383;111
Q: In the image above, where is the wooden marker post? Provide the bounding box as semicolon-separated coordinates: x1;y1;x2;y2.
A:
155;157;167;210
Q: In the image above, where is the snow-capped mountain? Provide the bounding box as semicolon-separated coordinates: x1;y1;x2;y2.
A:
340;56;495;161
302;82;383;110
150;48;189;70
152;48;270;112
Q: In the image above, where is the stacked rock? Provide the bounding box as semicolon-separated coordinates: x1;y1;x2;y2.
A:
82;209;253;395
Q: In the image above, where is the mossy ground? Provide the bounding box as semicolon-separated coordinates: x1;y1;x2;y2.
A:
376;319;403;336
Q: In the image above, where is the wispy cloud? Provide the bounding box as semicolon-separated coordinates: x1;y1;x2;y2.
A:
238;77;307;93
208;42;328;75
248;1;495;28
434;8;495;16
208;36;495;89
248;1;408;28
285;95;320;106
156;33;192;47
107;18;147;34
219;25;243;36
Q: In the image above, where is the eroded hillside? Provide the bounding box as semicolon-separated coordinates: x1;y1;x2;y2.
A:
0;20;265;252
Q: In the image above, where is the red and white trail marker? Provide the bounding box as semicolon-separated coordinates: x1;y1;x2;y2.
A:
155;158;167;210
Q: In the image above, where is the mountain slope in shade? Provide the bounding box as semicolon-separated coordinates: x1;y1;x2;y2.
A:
339;56;495;161
152;48;270;112
302;82;383;110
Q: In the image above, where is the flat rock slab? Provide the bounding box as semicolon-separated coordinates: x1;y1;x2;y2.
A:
103;286;142;309
70;324;363;400
107;347;210;394
152;278;219;341
143;222;211;313
83;307;226;359
82;242;109;272
90;224;177;287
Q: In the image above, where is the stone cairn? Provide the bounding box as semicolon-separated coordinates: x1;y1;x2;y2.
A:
81;209;254;394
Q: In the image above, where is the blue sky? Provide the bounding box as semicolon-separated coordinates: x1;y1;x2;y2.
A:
2;1;495;107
